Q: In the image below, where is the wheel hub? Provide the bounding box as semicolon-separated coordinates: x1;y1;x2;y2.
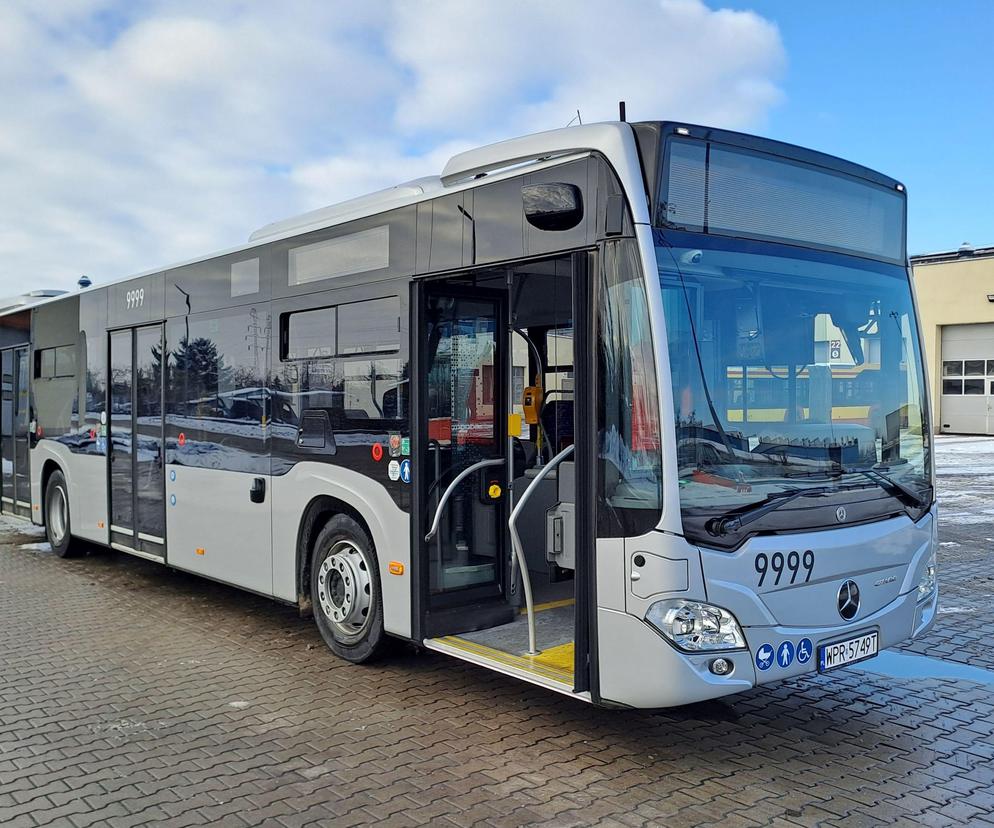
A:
317;541;372;635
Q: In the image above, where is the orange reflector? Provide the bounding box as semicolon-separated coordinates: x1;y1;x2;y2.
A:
195;547;205;556
33;504;39;510
97;521;105;529
388;561;404;576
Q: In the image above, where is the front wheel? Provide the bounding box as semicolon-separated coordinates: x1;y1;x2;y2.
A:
310;514;388;663
45;470;82;558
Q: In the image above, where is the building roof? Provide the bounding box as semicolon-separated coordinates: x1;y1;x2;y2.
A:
910;243;994;266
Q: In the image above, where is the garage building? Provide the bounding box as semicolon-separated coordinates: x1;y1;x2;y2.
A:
911;243;994;434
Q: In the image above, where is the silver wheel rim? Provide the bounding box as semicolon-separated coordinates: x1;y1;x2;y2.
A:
317;540;373;637
48;485;67;545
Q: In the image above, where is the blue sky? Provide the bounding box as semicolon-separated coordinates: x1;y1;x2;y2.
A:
0;1;990;293
723;1;994;254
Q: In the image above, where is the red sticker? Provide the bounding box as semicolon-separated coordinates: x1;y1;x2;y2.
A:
89;429;96;439
371;443;384;462
178;432;186;446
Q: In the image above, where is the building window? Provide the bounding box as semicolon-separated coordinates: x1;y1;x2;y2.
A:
964;359;985;376
942;360;963;377
942;379;962;395
964;379;985;395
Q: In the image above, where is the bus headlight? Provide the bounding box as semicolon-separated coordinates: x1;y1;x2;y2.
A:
644;599;746;652
917;549;936;601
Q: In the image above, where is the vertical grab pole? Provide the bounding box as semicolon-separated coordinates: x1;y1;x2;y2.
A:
509;443;574;655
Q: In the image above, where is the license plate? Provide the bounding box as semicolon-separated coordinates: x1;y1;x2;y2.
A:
818;631;878;672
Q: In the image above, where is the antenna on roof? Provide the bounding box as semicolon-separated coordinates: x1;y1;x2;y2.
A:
78;275;92;289
566;109;582;127
619;101;626;122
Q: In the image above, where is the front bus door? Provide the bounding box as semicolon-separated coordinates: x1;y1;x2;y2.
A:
108;325;165;558
417;285;514;636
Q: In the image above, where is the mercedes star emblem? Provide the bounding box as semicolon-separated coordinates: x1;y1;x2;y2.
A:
837;579;860;621
836;506;847;523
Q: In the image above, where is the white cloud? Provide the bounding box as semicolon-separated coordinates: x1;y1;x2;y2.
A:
0;0;784;294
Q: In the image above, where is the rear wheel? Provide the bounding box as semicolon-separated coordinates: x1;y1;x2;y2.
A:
45;470;82;558
310;514;388;663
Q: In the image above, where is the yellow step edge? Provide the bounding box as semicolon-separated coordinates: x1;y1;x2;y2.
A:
437;635;574;683
521;597;575;615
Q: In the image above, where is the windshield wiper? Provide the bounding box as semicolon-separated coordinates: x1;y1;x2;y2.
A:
705;482;876;537
845;467;928;510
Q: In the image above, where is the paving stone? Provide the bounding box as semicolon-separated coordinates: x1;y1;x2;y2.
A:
1;440;993;827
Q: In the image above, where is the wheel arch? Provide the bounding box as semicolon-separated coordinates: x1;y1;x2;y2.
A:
39;457;65;525
295;494;374;616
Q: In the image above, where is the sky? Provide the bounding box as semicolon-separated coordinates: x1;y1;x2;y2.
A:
0;1;991;295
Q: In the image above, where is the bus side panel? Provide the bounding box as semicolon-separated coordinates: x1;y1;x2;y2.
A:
166;465;273;596
270;461;411;638
31;441;108;543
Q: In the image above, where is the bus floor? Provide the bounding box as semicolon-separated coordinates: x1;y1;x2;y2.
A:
431;578;575;688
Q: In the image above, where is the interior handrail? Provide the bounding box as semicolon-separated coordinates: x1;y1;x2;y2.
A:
424;457;504;543
509;443;574;655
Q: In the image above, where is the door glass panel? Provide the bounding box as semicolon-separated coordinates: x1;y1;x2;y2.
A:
135;326;165;540
109;331;133;531
1;351;13;507
14;348;30;507
425;293;504;596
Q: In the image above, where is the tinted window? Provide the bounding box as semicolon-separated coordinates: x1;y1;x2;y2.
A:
338;297;399;354
272;357;407;431
231;258;260;297
964;379;984;395
942;379;963;395
964;359;985;376
166;307;270;473
288;226;390;286
286;307;336;360
943;360;963;377
663;137;905;263
55;345;76;378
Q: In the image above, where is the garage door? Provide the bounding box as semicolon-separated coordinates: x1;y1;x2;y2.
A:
940;323;994;434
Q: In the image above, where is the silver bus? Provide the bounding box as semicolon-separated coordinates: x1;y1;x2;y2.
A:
0;121;937;708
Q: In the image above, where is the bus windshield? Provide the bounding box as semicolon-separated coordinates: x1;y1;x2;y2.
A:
655;230;932;545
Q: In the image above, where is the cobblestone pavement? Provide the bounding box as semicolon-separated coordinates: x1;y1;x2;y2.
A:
2;438;993;827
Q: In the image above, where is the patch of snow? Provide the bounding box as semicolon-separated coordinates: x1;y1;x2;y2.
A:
18;542;52;554
0;514;45;536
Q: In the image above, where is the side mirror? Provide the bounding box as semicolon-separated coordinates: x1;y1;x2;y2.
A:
522;183;583;231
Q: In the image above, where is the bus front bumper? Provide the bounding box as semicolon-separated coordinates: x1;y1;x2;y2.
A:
596;585;937;709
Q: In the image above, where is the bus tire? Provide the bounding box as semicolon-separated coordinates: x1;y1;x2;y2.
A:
310;514;388;663
45;470;82;558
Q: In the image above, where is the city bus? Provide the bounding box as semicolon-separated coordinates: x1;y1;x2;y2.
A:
0;120;937;708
